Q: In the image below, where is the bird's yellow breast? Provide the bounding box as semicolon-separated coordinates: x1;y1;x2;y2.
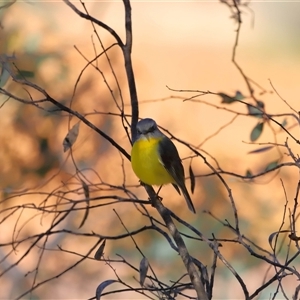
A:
131;137;174;185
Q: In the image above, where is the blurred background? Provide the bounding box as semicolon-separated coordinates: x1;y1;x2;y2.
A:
0;1;300;299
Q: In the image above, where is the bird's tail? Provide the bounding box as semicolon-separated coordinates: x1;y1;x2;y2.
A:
180;184;196;214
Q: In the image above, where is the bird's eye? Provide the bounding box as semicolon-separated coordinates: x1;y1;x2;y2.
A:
149;125;155;132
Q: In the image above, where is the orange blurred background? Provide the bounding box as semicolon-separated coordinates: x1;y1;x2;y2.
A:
0;1;300;299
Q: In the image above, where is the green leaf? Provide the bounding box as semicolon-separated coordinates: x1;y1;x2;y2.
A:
234;90;244;100
257;100;265;109
94;239;106;260
78;179;90;229
250;122;264;142
247;101;265;118
248;146;273;154
264;160;279;172
245;169;252;178
281;118;287;128
95;279;117;300
0;68;10;88
219;92;237;104
189;165;195;194
15;70;34;79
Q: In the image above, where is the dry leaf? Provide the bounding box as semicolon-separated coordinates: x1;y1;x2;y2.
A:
63;122;80;152
95;279;117;300
139;257;149;286
94;239;106;260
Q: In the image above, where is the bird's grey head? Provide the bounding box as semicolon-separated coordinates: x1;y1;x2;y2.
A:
135;118;163;141
136;118;157;134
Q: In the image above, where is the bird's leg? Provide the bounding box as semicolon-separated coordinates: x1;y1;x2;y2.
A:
139;181;163;202
156;185;163;201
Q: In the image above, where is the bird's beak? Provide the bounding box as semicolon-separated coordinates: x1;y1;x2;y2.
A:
143;133;150;141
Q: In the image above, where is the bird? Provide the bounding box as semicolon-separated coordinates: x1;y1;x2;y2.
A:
131;118;196;213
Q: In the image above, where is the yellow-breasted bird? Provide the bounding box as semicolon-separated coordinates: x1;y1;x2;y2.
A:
131;118;196;213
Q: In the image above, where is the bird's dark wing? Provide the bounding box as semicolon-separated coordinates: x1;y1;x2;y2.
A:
158;136;196;213
172;183;181;195
157;137;185;186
